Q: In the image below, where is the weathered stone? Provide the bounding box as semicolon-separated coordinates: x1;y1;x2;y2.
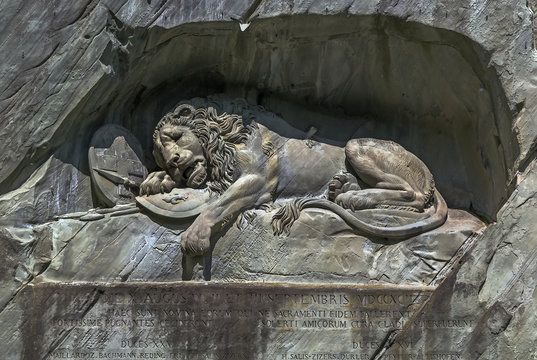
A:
26;205;481;287
377;162;537;358
12;282;432;360
0;157;92;225
1;0;537;358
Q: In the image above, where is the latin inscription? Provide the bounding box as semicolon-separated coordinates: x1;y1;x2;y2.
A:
21;283;471;360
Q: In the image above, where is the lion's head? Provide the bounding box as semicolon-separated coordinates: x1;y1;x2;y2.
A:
152;104;253;193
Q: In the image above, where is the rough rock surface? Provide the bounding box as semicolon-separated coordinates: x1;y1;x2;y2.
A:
1;0;537;359
379;161;537;359
3;208;481;286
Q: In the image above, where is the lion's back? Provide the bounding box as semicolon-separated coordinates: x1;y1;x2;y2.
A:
349;138;435;200
267;133;347;199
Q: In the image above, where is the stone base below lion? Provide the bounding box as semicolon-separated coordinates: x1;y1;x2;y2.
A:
14;207;484;287
209;208;483;285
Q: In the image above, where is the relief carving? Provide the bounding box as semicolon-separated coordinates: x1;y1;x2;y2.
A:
136;103;448;257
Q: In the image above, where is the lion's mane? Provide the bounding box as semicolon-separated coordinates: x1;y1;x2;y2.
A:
153;104;254;193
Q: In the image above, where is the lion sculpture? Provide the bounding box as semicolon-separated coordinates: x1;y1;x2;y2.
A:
140;104;448;256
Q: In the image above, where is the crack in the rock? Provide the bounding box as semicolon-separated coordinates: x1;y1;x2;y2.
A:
26;43;59;72
492;241;537;304
41;287;104;359
431;230;482;286
58;1;94;29
242;0;266;23
0;279;30;316
47;222;88;264
146;0;170;27
370;329;397;360
118;226;168;282
0;221;87;318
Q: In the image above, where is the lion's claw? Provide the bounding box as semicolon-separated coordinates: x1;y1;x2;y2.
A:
328;172;360;202
140;171;177;196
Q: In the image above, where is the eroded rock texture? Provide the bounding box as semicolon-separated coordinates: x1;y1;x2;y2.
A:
1;0;537;359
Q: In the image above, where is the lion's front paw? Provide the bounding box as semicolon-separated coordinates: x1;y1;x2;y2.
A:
140;171;177;196
328;173;360;201
180;220;212;256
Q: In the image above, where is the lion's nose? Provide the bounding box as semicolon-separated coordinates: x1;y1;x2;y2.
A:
167;154;181;168
166;150;193;168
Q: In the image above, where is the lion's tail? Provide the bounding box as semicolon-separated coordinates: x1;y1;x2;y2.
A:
271;191;448;239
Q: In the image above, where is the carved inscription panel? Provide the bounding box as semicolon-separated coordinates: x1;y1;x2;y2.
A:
19;283;472;359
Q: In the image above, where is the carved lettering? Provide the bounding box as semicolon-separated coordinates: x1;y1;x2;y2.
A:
29;283;472;359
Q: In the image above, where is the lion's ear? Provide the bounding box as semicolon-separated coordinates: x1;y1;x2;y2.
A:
173;104;195;119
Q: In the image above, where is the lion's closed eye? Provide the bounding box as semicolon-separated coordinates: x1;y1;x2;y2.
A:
160;134;173;143
161;132;183;144
167;130;183;141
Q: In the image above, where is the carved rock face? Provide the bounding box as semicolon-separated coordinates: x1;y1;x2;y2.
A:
0;0;536;357
154;124;207;188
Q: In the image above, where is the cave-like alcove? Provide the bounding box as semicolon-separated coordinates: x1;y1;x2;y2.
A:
58;14;518;220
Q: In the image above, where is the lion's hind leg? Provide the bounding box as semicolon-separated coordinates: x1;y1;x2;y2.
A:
334;188;425;211
344;139;428;211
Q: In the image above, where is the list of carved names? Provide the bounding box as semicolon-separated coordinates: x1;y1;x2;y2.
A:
32;285;472;360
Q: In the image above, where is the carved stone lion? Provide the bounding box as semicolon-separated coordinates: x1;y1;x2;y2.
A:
140;104;447;256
